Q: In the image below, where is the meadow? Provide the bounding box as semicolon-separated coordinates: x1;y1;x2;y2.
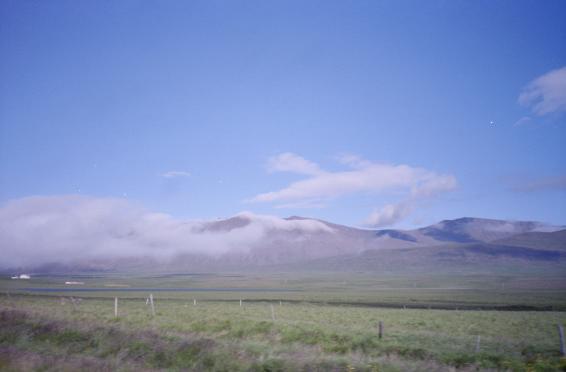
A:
1;272;566;371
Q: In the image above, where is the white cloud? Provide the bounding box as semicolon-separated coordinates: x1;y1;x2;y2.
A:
513;116;532;127
519;66;566;116
511;174;566;192
0;195;332;267
335;154;372;169
250;153;457;227
234;211;333;233
410;174;458;198
161;170;191;178
273;200;327;209
267;153;323;176
251;154;456;203
364;202;413;228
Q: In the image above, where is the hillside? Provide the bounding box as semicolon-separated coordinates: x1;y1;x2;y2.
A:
3;216;565;274
493;229;566;251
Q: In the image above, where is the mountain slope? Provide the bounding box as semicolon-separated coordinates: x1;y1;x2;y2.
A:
493;229;566;251
280;240;566;275
6;215;565;273
176;217;566;271
415;217;561;243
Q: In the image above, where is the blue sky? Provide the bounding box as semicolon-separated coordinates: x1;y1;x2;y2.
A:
1;0;565;228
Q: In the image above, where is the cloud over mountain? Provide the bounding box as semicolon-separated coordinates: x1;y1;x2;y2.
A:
0;195;332;267
364;202;413;228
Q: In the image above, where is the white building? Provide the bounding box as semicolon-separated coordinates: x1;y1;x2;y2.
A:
11;274;31;279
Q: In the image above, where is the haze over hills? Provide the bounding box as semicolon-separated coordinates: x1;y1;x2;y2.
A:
4;214;565;274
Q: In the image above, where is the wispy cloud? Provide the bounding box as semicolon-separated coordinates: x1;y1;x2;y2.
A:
511;174;566;193
250;153;457;227
364;202;413;227
513;116;532;127
267;152;323;176
519;66;566;116
252;154;456;203
274;200;327;209
161;170;191;178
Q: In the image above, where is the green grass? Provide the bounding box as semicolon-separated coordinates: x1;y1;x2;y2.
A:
3;271;566;308
1;271;566;370
1;294;565;371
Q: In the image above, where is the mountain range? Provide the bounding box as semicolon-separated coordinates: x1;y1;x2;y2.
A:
18;216;566;274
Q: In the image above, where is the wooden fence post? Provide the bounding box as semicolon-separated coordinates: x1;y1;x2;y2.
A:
378;321;383;339
114;297;118;318
475;335;481;353
271;304;276;321
69;297;78;311
240;299;242;307
193;298;196;306
149;294;155;316
559;324;565;357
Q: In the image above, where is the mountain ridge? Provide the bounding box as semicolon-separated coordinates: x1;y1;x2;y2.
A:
3;216;565;274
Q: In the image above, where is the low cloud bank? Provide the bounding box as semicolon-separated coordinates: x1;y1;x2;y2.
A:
0;195;332;268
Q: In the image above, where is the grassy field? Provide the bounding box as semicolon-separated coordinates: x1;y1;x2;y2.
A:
3;271;566;309
1;272;566;371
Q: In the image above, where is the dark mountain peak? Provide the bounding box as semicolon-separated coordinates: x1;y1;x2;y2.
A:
436;217;545;229
419;225;478;243
375;229;417;242
418;217;560;244
441;217;478;223
200;215;252;232
437;217;500;226
284;216;353;231
285;216;310;221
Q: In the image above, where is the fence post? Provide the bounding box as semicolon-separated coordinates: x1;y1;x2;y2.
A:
193;298;196;306
559;324;565;357
69;297;78;311
271;304;276;321
240;299;242;307
114;297;118;318
378;321;383;339
475;335;481;353
149;294;155;316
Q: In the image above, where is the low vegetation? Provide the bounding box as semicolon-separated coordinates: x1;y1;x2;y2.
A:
1;292;565;371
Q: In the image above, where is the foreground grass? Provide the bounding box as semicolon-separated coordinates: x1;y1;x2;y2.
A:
1;295;566;371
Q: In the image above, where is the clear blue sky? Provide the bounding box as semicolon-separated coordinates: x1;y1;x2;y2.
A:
1;0;565;228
